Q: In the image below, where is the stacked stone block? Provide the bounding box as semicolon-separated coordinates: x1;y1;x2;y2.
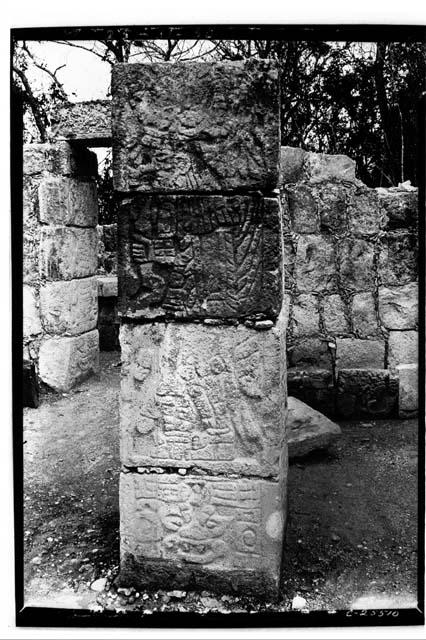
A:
23;142;100;392
113;61;287;598
280;147;418;418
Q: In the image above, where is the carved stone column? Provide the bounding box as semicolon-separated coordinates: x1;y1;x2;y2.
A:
113;60;287;599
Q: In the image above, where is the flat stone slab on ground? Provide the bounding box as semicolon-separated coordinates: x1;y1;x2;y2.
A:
38;329;99;391
119;471;286;598
120;320;286;477
39;177;98;227
287;396;341;458
40;227;98;280
112;60;280;192
118;194;282;319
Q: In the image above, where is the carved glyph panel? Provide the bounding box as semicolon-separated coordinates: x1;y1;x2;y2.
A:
118;194;282;319
120;321;286;476
112;60;280;192
120;472;285;575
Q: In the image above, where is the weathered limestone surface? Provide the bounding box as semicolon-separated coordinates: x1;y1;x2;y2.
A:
279;147;357;185
388;330;418;368
39;277;98;336
351;292;380;337
378;231;418;286
291;293;320;337
98;275;118;298
118;194;282;319
50;100;111;146
340;238;375;293
39;177;98;227
23;142;97;177
23;284;42;337
335;338;385;369
112;61;280;192
120;320;286;476
40;227;98;280
287;369;335;417
287;396;341;458
38;329;99;391
396;364;418;415
288;338;332;369
119;471;286;597
322;294;349;335
377;188;418;229
294;235;336;293
378;284;418;330
336;369;398;418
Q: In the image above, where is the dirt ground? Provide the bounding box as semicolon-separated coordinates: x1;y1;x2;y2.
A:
22;352;419;615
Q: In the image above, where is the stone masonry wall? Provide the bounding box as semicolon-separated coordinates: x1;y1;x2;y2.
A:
280;147;418;419
113;60;287;599
23;142;100;392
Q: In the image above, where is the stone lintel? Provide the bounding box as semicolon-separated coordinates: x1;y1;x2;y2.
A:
49;100;112;147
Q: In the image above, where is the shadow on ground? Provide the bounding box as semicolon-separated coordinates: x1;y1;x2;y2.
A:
22;352;418;614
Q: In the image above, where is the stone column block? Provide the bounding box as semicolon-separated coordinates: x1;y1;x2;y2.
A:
118;194;282;320
120;319;286;477
23;285;42;338
40;227;98;280
38;329;99;391
23;142;98;177
39;177;98;227
39;277;98;336
119;471;286;598
112;60;280;192
396;364;418;415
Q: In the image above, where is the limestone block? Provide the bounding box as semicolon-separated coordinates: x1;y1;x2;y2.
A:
291;294;320;337
23;142;97;177
287;369;335;417
335;338;385;369
347;187;384;237
39;177;98;227
38;329;99;391
40;227;98;280
23;177;40;284
397;364;418;414
378;231;417;286
98;275;118;298
322;294;349;335
388;330;418;367
303;152;357;184
352;292;380;337
336;369;398;418
119;471;286;598
340;238;375;293
287;396;341;458
50;100;111;145
377;189;418;230
112;60;280;192
315;183;349;234
120;320;286;476
118;195;282;319
285;185;319;233
23;285;42;337
280;147;307;185
39;277;98;336
288;338;332;369
294;234;336;293
378;284;418;330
